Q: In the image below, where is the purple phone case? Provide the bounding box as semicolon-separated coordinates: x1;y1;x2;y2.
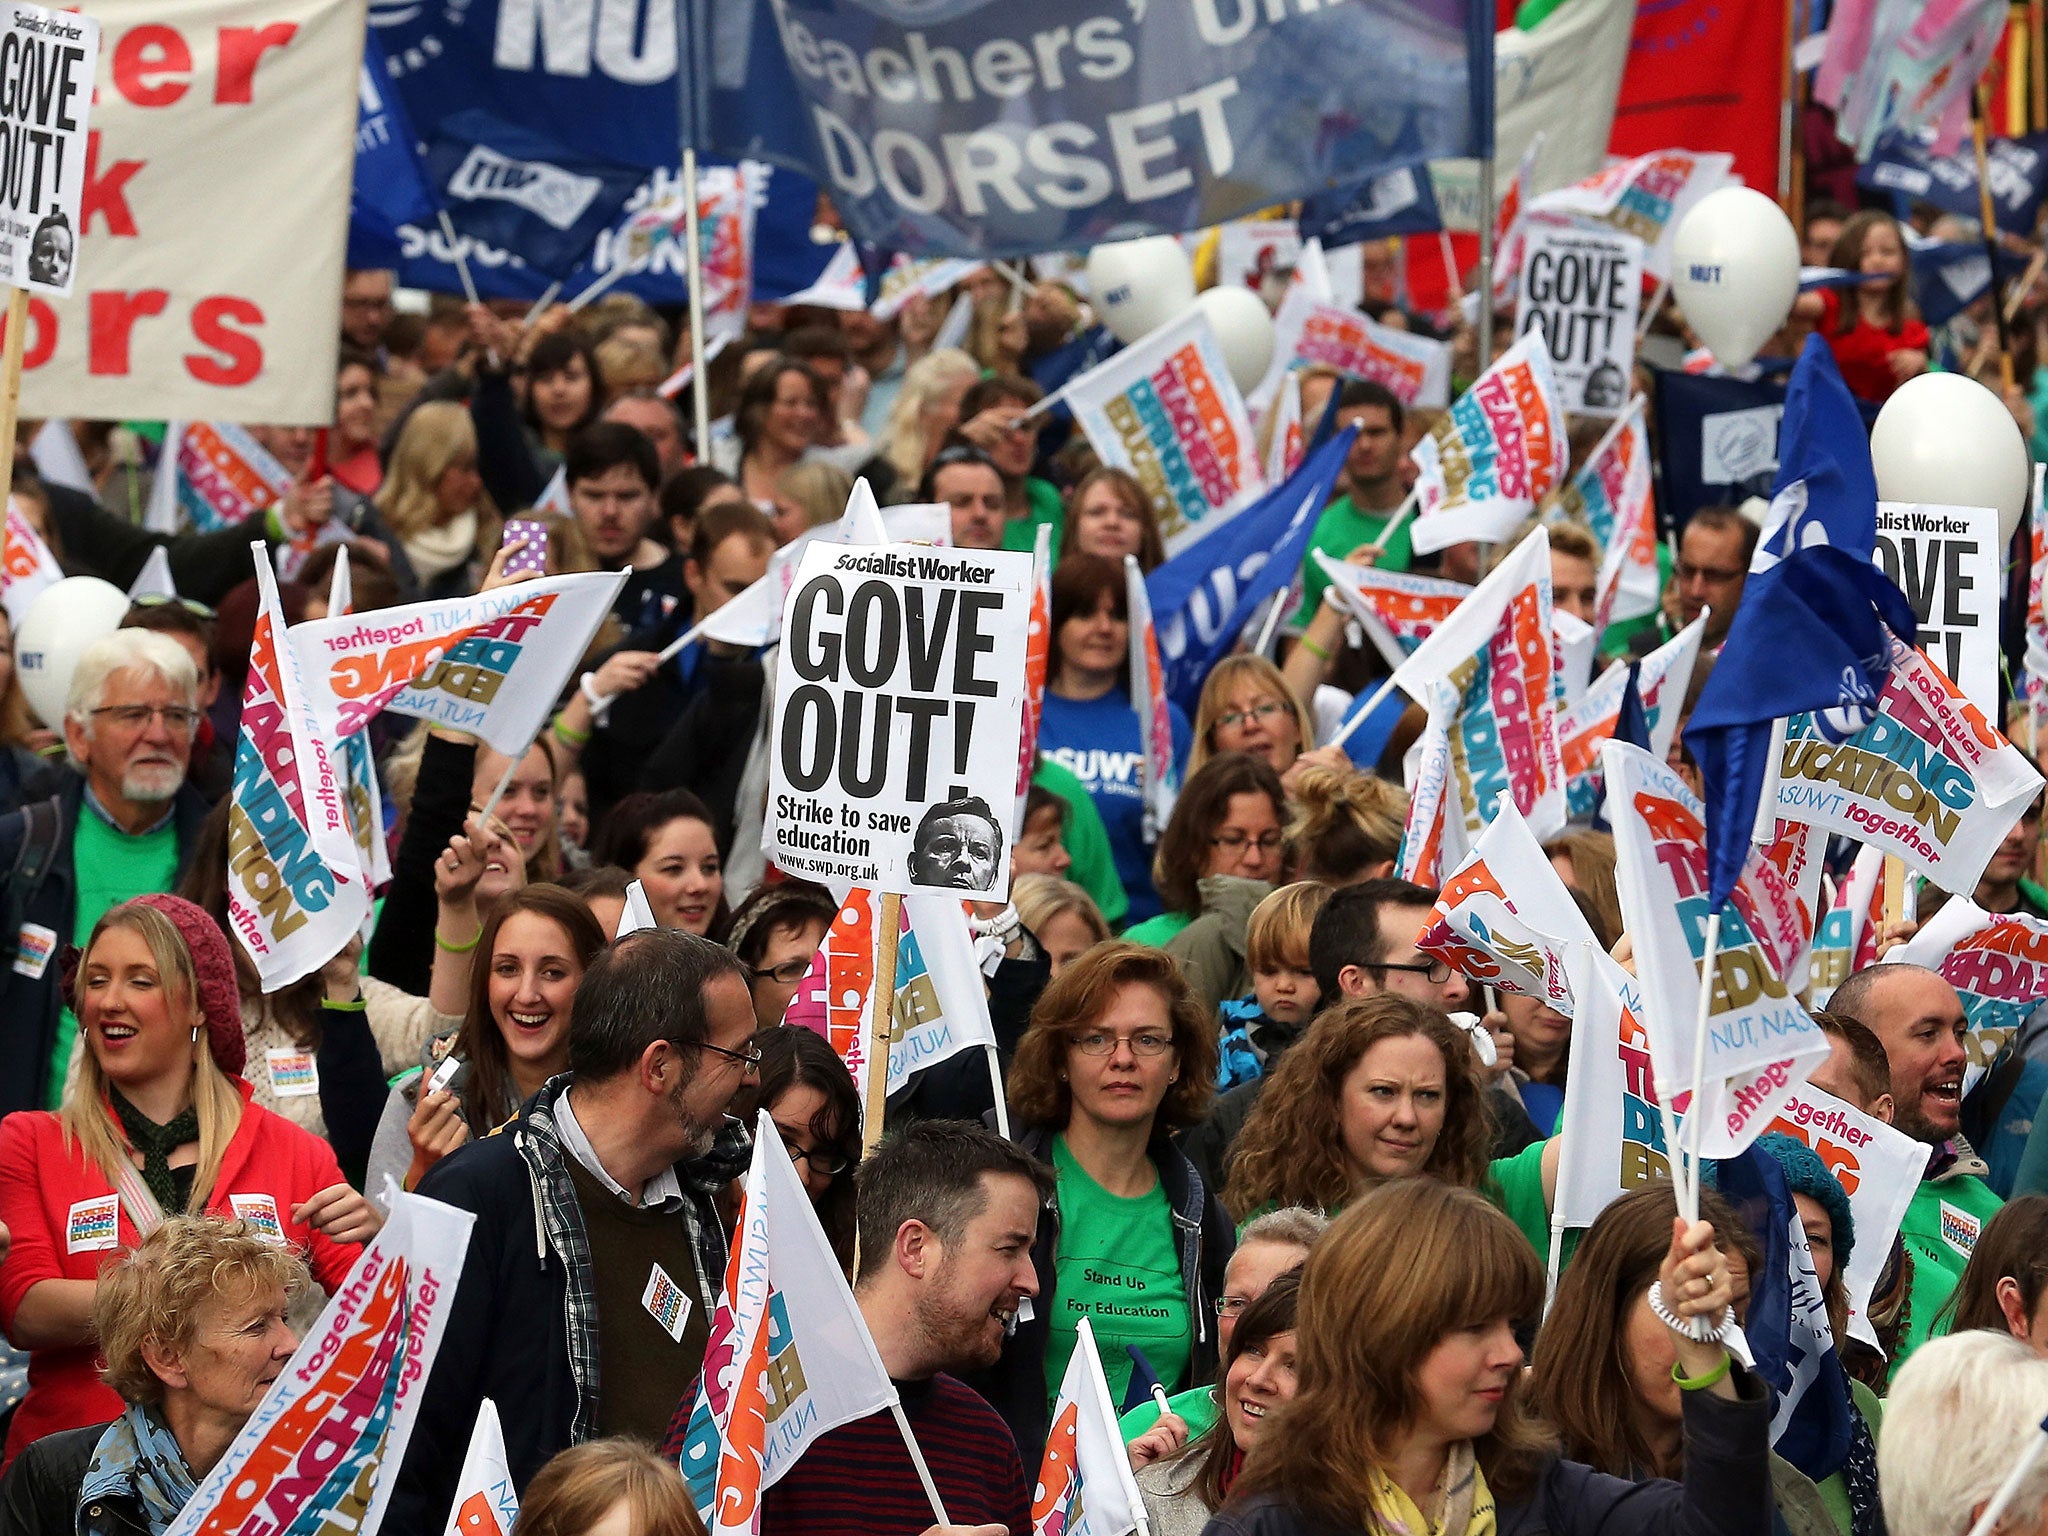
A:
502;519;549;575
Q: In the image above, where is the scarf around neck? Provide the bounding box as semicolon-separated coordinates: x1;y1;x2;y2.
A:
1370;1443;1497;1536
110;1087;199;1214
79;1403;198;1536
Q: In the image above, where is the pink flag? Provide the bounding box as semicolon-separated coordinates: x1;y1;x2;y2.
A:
1125;553;1178;840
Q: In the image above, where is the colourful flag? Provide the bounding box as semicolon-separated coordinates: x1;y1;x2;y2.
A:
1256;294;1453;411
783;892;999;1104
290;571;628;754
228;545;370;992
1760;1082;1926;1347
1408;331;1569;555
1032;1315;1148;1536
1417;794;1597;1013
143;422;293;535
1396;717;1453;885
1315;556;1472;672
1262;371;1304;487
2026;462;2048;709
1890;898;2048;1091
676;1111;901;1534
1559;617;1706;819
1807;844;1886;1007
1392;530;1567;862
1552;943;1680;1226
613;167;758;340
1826;0;2006;158
1015;523;1053;836
1604;740;1828;1154
165;1189;475;1536
1525;149;1735;279
1489;133;1544;301
444;1401;518;1536
1065;309;1265;552
1557;403;1659;630
1773;632;2043;897
0;499;62;627
1126;554;1179;841
325;549;391;891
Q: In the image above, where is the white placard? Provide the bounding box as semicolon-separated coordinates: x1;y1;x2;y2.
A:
767;541;1031;897
1515;225;1642;417
1873;501;2001;715
0;3;95;297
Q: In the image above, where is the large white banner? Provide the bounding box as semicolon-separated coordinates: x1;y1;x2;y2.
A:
20;0;364;422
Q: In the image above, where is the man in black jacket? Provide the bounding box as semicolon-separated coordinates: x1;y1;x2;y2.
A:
390;928;762;1533
0;630;210;1116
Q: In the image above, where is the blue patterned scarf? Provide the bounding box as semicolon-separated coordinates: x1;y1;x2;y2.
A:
78;1404;198;1536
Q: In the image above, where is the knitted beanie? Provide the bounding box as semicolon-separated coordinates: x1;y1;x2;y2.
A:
1751;1130;1856;1271
66;894;247;1078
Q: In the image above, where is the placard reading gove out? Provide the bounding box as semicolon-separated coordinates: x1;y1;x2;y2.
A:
767;541;1031;898
1515;225;1642;417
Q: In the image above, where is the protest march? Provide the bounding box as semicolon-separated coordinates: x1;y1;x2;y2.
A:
12;1;2048;1535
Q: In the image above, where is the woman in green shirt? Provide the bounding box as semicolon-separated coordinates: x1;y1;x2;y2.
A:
982;941;1237;1454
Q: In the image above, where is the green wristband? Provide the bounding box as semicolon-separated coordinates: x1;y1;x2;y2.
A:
1672;1353;1732;1392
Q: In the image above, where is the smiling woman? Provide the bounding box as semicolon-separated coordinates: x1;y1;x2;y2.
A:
0;896;377;1469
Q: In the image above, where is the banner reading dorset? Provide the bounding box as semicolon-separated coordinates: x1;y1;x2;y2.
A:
228;548;369;993
1773;630;2042;897
1067;309;1265;552
290;572;627;754
24;0;364;422
1392;530;1567;861
766;542;1031;897
1408;331;1569;554
1605;740;1827;1151
165;1189;475;1536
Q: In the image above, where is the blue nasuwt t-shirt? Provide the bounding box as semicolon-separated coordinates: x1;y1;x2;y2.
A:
1038;688;1191;926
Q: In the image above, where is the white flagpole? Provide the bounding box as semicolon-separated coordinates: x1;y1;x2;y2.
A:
475;740;525;828
889;1402;952;1526
437;212;481;304
682;147;713;463
1964;1416;2048;1536
1325;673;1403;752
522;280;563;326
1681;911;1723;1226
986;1045;1011;1140
1368;488;1420;556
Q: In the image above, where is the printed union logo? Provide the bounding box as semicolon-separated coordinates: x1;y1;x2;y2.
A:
1939;1200;1982;1255
450;145;601;231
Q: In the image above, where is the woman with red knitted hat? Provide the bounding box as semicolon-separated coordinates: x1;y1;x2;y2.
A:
0;894;383;1469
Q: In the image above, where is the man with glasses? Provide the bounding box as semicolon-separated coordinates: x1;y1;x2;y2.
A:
395;928;761;1529
0;631;211;1116
1672;504;1757;648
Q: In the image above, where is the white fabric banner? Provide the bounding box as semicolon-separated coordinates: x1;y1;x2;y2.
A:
1409;331;1569;555
21;0;364;422
1032;1315;1149;1536
442;1401;519;1536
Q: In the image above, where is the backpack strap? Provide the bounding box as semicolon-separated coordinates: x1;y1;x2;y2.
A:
3;795;63;950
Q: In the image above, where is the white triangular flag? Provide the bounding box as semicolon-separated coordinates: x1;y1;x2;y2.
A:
127;546;176;601
616;878;658;937
442;1399;518;1536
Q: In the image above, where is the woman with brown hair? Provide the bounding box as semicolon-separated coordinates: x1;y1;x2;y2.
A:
1941;1194;2048;1352
1206;1179;1762;1536
1136;1272;1302;1535
1532;1178;1859;1536
1064;466;1165;572
1224;994;1495;1219
364;884;607;1195
514;1439;706;1536
983;941;1234;1455
1124;752;1286;972
729;1024;861;1273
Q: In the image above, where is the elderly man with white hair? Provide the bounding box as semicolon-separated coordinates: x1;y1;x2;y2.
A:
0;629;209;1117
1882;1330;2048;1536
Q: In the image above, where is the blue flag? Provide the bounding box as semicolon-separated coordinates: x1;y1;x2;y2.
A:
1860;127;2048;237
423;111;654;280
1682;336;1916;910
1148;425;1356;713
1711;1138;1856;1483
1907;235;2034;327
350;32;439;269
1298;163;1442;249
1122;1345;1164;1417
1615;663;1651;753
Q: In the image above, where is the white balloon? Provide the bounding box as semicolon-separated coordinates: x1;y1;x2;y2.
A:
1872;371;2032;546
1670;187;1801;372
1084;236;1196;344
1192;286;1277;396
16;577;133;730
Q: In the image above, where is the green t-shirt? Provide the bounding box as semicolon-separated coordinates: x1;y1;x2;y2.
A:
1292;492;1414;625
1003;477;1065;564
1048;1136;1195;1412
1032;756;1128;926
57;805;181;1106
1118;1383;1220;1445
1122;911;1194;948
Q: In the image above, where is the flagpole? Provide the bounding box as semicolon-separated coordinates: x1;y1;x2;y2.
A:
862;892;904;1154
1368;489;1420;557
682;147;714;464
1680;910;1723;1226
1750;717;1789;847
1250;589;1290;658
521;280;563;327
1777;0;1796;215
888;1401;954;1526
657;615;709;665
0;289;31;523
474;737;527;828
1478;153;1497;370
1635;278;1669;344
436;212;481;305
1544;1216;1566;1321
1881;854;1907;934
1324;673;1403;752
1963;1415;2048;1536
1970;83;2017;392
985;1044;1011;1140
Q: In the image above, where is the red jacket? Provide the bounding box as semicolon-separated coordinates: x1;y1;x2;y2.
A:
0;1079;361;1466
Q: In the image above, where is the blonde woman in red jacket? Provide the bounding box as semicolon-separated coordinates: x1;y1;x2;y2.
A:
0;895;380;1468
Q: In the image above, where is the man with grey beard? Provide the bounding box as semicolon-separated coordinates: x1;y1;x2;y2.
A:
0;629;209;1116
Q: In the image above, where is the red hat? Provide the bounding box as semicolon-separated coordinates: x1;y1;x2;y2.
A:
64;894;246;1078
